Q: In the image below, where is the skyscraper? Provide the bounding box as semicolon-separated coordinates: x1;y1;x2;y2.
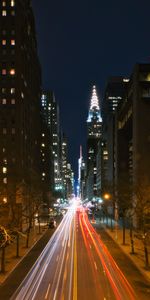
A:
78;146;85;200
41;91;62;193
40;92;53;204
0;0;41;226
86;85;102;200
102;77;128;188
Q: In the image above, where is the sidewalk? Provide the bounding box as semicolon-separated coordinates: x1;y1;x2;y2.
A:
100;219;150;282
0;223;48;284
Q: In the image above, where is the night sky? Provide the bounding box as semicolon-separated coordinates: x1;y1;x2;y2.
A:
32;0;150;178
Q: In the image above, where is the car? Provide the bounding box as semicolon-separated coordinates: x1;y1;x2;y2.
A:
48;218;56;229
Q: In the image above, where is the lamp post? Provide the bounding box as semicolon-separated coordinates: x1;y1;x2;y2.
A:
103;193;114;231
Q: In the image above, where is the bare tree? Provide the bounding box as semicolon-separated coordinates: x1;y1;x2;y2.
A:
133;177;150;269
0;226;11;273
117;176;132;245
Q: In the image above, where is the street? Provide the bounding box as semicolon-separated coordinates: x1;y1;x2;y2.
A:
9;205;141;300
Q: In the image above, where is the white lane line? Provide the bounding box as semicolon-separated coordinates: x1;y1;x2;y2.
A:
94;261;97;270
56;255;59;262
45;283;51;299
53;288;57;300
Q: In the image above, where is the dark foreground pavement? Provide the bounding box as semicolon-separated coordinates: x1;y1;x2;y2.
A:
0;227;55;300
95;224;150;300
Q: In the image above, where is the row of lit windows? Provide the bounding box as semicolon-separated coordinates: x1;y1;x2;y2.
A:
1;98;15;104
2;39;15;45
1;68;15;75
1;87;15;94
2;1;15;7
2;10;15;16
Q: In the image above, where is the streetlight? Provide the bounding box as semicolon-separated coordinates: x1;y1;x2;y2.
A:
103;193;114;230
103;193;111;200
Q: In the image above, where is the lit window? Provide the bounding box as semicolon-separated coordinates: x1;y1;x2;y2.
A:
2;2;6;6
2;69;7;75
3;197;7;204
11;88;15;94
3;167;7;174
3;178;7;184
10;69;15;75
11;39;15;45
3;158;7;164
3;128;7;134
11;99;15;104
2;88;6;94
21;92;24;98
2;99;7;104
11;0;15;6
2;40;6;45
2;10;7;16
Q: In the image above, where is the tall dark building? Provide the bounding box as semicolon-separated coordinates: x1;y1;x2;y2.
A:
41;91;62;194
116;64;150;187
0;0;41;226
86;85;102;200
115;63;150;227
102;77;128;188
40;92;53;204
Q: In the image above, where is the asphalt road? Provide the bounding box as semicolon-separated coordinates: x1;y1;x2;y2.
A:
0;205;149;300
95;222;150;300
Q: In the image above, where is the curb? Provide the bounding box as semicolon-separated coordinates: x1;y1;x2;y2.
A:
0;227;48;285
103;226;150;283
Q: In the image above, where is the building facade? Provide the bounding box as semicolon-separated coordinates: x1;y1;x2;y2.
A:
101;77;128;190
0;0;41;227
86;85;102;200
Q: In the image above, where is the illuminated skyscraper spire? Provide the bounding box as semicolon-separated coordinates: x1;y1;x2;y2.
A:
87;85;102;123
90;85;100;110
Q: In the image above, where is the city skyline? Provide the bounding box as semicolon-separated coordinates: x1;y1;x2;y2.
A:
32;0;150;177
0;1;150;299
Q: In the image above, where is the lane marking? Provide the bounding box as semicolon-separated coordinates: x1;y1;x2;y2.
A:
73;217;77;300
94;261;97;270
64;268;67;282
45;283;51;299
56;255;59;262
53;288;57;300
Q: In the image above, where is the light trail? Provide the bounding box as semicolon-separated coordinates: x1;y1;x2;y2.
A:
11;207;75;300
79;209;136;300
11;204;137;300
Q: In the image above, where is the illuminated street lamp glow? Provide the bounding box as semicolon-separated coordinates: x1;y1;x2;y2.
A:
103;193;111;200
